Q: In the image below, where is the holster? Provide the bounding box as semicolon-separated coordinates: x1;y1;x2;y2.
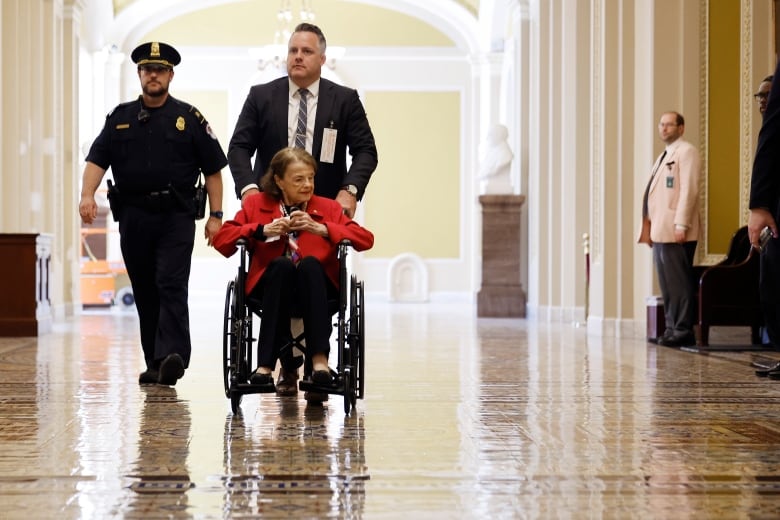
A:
106;179;123;222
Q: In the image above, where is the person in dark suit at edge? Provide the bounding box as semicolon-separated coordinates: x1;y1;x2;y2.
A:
750;75;774;359
227;22;378;401
750;66;780;377
755;75;773;117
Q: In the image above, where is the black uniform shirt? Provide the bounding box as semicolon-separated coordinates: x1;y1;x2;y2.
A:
86;95;227;194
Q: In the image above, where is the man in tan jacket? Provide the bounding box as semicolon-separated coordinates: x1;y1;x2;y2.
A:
638;111;701;347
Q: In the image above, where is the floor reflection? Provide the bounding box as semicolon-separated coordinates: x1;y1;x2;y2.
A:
4;303;780;517
125;386;193;519
221;398;367;517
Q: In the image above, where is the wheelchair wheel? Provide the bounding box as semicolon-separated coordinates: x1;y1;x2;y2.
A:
222;280;236;398
343;275;365;413
223;277;251;403
348;276;365;400
356;279;365;400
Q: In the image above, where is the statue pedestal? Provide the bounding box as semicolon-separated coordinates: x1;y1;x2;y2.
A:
477;195;527;317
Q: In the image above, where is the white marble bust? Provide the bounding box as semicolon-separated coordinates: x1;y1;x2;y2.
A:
479;124;514;194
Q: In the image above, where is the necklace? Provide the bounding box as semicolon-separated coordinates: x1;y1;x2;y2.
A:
280;201;306;217
279;202;301;262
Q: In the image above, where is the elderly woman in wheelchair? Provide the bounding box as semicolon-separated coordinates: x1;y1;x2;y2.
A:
213;147;374;394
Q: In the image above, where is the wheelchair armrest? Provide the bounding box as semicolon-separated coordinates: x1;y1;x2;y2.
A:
235;237;254;256
337;240;351;260
235;237;251;271
337;240;351;292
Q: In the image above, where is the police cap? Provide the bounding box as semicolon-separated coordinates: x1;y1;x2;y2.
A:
131;41;181;69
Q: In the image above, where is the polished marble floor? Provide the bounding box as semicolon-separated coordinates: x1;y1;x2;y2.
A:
2;300;780;519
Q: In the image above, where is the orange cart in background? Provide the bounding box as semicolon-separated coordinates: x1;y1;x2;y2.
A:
80;217;133;308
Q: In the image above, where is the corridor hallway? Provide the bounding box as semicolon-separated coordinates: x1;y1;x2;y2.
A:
2;301;780;518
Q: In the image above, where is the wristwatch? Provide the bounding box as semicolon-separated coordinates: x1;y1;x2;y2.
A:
209;210;224;219
343;185;358;197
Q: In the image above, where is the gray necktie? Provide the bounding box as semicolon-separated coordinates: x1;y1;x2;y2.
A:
294;88;309;149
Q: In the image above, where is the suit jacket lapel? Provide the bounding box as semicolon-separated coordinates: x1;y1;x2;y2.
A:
273;79;290;149
649;151;666;193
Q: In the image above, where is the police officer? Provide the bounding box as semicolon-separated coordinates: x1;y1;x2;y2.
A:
79;42;228;386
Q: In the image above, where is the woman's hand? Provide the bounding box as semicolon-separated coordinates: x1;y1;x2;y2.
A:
264;216;292;237
289;210;328;237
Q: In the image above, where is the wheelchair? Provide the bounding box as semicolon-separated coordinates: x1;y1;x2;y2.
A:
222;238;365;414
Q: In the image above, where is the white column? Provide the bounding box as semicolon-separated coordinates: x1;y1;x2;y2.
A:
1;1;24;231
62;0;85;316
527;0;590;323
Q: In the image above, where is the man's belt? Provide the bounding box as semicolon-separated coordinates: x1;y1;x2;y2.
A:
122;186;195;212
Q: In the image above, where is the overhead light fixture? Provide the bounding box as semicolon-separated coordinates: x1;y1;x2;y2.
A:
249;0;344;71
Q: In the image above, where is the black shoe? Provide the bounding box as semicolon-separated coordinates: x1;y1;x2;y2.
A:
157;354;185;386
755;362;780;377
312;369;335;386
139;369;159;385
657;333;696;347
649;331;675;345
250;370;274;386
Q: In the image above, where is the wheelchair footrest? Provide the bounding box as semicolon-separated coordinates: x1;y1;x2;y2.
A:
299;379;345;395
232;382;277;394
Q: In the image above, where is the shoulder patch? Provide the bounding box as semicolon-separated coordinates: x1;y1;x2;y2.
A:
107;99;136;119
188;105;206;124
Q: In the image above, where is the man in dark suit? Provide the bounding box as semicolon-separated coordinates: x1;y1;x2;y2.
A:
227;22;378;400
750;64;780;373
228;22;377;219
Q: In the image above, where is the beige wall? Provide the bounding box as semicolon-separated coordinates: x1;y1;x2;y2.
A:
363;91;461;259
140;1;454;47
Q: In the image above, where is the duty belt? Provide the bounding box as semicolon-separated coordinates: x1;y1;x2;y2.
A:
123;188;194;212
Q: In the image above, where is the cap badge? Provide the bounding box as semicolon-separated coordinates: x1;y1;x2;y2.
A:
151;42;160;57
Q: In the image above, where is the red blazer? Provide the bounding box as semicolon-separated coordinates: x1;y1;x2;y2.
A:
213;193;374;294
